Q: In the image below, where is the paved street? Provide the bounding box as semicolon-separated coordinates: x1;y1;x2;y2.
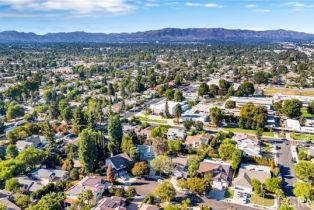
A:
272;139;311;210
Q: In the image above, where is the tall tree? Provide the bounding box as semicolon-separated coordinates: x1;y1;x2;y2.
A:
108;114;123;151
174;104;182;123
79;129;98;172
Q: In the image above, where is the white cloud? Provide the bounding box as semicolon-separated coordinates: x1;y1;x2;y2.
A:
255;9;271;13
284;1;314;8
186;2;220;8
204;3;220;8
0;0;136;14
245;4;256;8
186;2;202;7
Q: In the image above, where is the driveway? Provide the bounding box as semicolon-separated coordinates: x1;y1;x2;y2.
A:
129;178;160;196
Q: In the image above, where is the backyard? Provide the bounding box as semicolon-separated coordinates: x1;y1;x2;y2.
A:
250;194;275;206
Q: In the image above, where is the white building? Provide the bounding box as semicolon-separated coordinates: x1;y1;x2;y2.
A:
227;96;273;110
150;99;189;116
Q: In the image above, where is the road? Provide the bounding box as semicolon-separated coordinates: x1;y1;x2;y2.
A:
271;138;311;210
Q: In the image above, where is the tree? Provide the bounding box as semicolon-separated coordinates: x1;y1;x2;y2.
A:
60;106;72;124
209;107;223;126
198;83;209;97
254;71;268;84
283;99;302;118
154;180;176;202
293;182;312;202
77;190;93;207
264;177;281;193
6;144;19;159
165;99;171;118
108;114;123;150
251;179;265;196
295;161;314;181
183;119;194;131
167;140;182;154
6;103;24;119
279;206;294;210
106;164;114;182
5;178;20;193
218;143;236;160
225;100;236;109
274;101;283;115
79;129;98;172
188;155;200;177
239;81;255;96
165;89;174;100
174;89;184;102
73;107;85;134
186;177;211;195
132;161;149;176
194;121;204;131
0;120;5;134
174;104;182;123
126;186;137;197
151;156;173;175
239;104;268;130
307;101;314;114
231;149;242;170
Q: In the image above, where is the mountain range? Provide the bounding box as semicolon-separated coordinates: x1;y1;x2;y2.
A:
0;28;314;43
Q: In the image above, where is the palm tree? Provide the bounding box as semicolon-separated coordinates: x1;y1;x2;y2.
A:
174;104;182;123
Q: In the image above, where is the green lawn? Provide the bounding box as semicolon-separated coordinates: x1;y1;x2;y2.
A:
301;108;314;118
291;133;314;141
137;116;167;124
223;128;274;137
224;189;234;199
250;194;275;206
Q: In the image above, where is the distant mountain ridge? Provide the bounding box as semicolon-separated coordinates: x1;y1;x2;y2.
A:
0;28;314;43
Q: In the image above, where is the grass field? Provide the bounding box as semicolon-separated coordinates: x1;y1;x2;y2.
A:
263;88;314;96
291;133;314;141
137;116;167;124
223;128;274;137
250;194;275;206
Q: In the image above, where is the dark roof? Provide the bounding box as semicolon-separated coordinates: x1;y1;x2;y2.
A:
108;153;132;169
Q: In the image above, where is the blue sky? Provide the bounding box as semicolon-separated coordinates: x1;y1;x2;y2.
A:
0;0;313;34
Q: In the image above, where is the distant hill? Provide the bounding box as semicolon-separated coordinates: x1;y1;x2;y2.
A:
0;28;314;43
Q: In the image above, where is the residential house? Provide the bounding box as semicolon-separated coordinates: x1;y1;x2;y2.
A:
105;153;132;177
30;168;69;185
197;159;232;190
167;128;186;140
232;164;271;194
233;133;261;157
136;145;155;162
0;190;21;210
92;196;126;210
172;156;188;179
16;176;45;193
185;133;212;148
16;135;46;152
65;176;110;208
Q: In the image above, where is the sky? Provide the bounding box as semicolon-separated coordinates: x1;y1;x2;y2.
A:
0;0;313;34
